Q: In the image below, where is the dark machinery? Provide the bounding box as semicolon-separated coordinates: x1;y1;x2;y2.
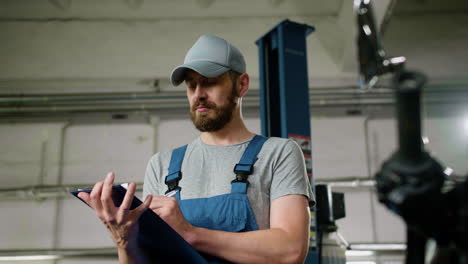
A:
355;1;468;263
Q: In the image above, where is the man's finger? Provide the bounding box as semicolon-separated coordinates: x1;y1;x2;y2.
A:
149;196;177;210
120;182;136;211
90;181;104;212
115;182;136;224
152;207;170;219
132;194;152;220
101;172;116;215
77;192;91;207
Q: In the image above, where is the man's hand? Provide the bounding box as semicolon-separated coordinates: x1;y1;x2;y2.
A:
149;196;195;243
77;172;152;250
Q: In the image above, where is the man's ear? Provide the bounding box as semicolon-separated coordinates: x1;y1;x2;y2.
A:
238;73;250;97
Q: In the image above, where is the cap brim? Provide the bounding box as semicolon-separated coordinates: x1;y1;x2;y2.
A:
170;61;230;86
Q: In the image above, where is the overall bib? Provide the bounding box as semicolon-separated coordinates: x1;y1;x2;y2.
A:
164;135;268;263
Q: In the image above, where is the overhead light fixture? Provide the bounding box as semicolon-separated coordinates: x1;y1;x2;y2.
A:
0;255;60;261
346;250;374;257
351;243;406;251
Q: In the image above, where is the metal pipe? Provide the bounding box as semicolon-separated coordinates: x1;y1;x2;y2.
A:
350;243;406;251
0;243;406;261
0;178;376;201
317;179;376;188
149;116;160;156
52;122;71;255
5;96;468;114
0;183;144;201
1;87;464;104
363;113;380;243
1;87;467;115
0;248;117;261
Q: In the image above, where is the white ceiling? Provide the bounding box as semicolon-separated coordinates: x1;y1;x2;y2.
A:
0;0;467;93
0;0;343;18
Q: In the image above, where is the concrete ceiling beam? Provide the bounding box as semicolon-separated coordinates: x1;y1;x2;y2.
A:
0;0;341;19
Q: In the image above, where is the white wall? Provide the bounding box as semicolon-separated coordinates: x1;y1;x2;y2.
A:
2;112;468;262
0;121;156;264
0;123;66;187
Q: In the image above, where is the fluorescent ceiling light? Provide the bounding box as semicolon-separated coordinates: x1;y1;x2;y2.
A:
351;243;406;251
347;262;376;264
346;250;374;257
0;255;60;261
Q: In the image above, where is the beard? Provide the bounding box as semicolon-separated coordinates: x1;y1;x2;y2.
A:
190;87;238;132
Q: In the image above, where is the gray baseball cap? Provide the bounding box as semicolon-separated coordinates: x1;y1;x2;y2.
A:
170;35;246;86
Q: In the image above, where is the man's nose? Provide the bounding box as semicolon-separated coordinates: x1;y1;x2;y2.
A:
193;85;207;100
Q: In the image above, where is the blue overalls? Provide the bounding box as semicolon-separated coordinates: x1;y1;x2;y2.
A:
164;135;268;263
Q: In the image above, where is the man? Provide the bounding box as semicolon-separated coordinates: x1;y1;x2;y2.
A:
79;34;314;264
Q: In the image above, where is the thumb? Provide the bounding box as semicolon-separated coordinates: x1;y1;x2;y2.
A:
132;195;152;220
77;192;92;207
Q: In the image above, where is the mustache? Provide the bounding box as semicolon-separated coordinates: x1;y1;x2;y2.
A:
191;100;217;111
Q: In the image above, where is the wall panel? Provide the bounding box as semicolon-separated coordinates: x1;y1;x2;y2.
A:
335;189;375;243
0;122;66;187
0;200;56;249
311;117;368;179
57;199;114;248
61;123;154;185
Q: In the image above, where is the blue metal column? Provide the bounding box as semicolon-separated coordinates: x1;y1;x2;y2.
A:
256;20;319;264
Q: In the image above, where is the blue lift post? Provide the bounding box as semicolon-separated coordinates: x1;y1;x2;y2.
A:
256;19;319;264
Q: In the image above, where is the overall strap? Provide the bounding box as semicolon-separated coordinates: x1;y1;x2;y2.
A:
165;145;188;198
231;135;268;194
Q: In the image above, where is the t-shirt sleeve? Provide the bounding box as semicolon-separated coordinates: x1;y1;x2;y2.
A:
142;153;162;199
270;139;315;206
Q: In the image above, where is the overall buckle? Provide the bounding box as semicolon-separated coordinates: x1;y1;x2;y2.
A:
232;163;253;184
165;171;182;192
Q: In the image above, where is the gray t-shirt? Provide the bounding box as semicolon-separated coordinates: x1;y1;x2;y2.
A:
143;136;314;230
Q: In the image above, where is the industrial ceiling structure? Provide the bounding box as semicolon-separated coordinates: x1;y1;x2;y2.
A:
1;0;467;95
